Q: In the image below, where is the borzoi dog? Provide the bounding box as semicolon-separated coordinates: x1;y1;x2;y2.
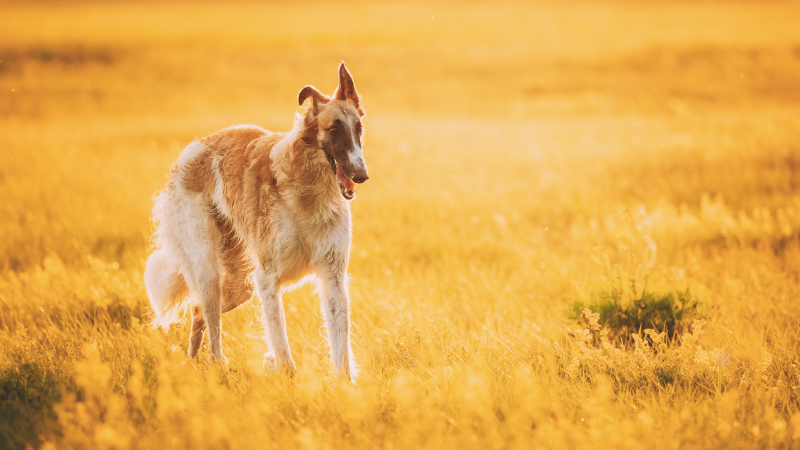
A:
144;63;368;381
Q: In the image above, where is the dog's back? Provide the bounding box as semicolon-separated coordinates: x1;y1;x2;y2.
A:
146;125;279;326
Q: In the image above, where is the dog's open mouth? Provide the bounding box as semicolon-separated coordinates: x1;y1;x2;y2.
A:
335;162;356;200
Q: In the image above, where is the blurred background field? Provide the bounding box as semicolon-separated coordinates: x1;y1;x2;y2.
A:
1;1;800;448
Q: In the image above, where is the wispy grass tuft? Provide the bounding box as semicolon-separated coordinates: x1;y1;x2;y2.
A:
571;288;702;342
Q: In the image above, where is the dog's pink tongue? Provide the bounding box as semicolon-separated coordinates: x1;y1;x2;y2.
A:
337;164;356;195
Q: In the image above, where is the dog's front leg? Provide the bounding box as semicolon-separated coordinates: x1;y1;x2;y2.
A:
255;268;297;376
317;266;357;382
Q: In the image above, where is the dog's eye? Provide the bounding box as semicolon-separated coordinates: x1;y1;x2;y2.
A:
329;127;339;134
356;123;362;135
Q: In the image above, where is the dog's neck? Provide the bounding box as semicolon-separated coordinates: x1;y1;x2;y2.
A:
270;114;345;217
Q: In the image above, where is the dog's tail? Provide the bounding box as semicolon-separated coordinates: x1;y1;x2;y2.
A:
144;249;190;328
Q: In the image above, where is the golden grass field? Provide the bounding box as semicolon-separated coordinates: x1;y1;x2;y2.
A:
2;1;800;448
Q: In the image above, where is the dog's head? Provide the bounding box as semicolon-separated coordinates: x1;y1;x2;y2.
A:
298;63;368;201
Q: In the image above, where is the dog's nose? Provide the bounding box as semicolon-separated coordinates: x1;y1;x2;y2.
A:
352;173;369;184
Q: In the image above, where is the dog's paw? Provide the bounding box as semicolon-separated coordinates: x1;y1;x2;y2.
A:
340;373;357;384
263;352;297;378
346;366;359;384
286;361;298;378
210;352;229;365
337;366;357;384
263;352;278;371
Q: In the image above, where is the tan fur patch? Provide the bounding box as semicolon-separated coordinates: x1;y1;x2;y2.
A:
183;147;213;193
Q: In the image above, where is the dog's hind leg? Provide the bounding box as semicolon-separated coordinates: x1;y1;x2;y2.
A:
187;269;253;357
186;211;253;358
188;304;205;357
184;255;224;361
186;283;251;358
185;255;252;358
166;191;226;361
186;254;225;361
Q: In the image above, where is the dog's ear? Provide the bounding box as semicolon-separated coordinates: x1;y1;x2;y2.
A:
334;62;364;116
298;85;330;109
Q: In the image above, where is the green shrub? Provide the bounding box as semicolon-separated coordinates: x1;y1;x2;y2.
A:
571;289;702;343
